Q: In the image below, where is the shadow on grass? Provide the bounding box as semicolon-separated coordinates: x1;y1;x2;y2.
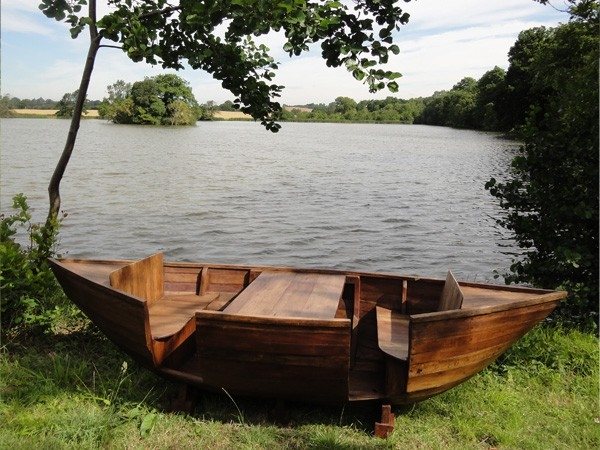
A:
1;329;396;435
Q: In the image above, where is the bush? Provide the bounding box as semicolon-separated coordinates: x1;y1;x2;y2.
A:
0;194;80;334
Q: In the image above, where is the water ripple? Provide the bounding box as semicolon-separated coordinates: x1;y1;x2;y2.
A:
1;119;520;280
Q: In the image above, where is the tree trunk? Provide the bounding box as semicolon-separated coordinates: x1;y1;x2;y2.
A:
46;1;101;224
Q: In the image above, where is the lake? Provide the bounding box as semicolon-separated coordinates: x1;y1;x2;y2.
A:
1;118;519;281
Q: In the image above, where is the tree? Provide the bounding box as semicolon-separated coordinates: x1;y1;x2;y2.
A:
40;0;412;223
475;66;506;130
55;90;87;118
486;3;599;329
0;95;15;118
417;78;477;129
498;27;552;131
103;74;200;125
106;79;131;102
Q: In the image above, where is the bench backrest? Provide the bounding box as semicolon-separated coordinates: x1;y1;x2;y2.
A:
437;271;464;311
110;253;164;304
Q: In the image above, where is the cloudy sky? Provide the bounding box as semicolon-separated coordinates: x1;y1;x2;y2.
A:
1;0;569;105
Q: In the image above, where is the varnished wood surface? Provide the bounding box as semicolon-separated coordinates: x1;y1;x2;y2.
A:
438;271;463;311
50;256;567;406
375;307;409;360
402;301;559;399
109;253;164;304
49;259;155;366
149;293;219;339
193;310;350;403
224;271;346;319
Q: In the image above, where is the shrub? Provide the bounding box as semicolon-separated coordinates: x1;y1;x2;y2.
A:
0;194;80;334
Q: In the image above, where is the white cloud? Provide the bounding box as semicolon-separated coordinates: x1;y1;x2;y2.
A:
1;9;56;36
1;0;569;103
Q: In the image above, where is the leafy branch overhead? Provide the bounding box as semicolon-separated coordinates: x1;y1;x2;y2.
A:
39;0;410;131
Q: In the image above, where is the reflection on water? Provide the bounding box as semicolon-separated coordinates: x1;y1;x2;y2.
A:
1;119;519;280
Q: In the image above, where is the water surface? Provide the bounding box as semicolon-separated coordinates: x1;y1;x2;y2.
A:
1;119;518;280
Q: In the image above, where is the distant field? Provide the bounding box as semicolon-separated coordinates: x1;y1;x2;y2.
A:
12;109;251;120
13;109;99;117
212;110;251;119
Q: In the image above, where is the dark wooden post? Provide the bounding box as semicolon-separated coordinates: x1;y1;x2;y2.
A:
374;404;395;438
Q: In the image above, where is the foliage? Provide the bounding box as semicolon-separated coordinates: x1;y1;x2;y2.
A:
100;75;201;125
0;194;79;334
0;94;101;114
218;100;237;112
55;89;88;118
0;95;16;118
475;66;506;131
39;0;412;132
278;96;425;124
417;78;478;129
486;5;599;329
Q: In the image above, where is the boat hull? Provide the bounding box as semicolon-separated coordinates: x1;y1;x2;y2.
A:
49;257;566;405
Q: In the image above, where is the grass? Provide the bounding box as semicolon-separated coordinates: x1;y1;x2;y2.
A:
1;325;598;449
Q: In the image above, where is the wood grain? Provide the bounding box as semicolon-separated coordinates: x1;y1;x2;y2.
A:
376;307;409;360
50;256;567;406
437;271;463;311
224;271;346;319
193;311;350;403
109;253;164;304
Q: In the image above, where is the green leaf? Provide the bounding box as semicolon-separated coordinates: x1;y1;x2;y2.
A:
140;412;157;437
353;69;365;81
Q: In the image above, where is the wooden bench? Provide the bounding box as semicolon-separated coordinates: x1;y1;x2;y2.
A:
376;271;464;361
109;253;237;365
223;270;346;319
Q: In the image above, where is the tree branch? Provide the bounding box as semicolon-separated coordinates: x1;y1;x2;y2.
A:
139;5;181;20
47;0;102;223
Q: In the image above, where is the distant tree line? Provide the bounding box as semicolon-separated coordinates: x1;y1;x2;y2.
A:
0;94;101;117
280;96;425;124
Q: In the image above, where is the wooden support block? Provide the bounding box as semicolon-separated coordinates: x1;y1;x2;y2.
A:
374;404;395;438
170;383;196;414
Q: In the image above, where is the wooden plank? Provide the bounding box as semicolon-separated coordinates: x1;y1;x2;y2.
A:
376;307;409;360
193;311;350;403
49;259;155;366
109;253;164;303
438;271;463;311
405;301;558;394
149;293;219;339
401;280;408;313
224;271;345;319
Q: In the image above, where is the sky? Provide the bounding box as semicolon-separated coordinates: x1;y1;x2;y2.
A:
1;0;570;105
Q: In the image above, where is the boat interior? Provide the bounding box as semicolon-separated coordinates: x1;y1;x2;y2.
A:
53;252;559;403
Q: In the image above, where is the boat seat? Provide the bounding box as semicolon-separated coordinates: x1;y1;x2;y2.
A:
376;306;409;361
438;270;464;311
204;292;237;311
149;292;220;339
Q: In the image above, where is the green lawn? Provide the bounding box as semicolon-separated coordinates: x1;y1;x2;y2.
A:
1;325;598;449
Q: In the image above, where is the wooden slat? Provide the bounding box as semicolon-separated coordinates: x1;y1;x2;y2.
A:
49;259;155;365
109;253;164;303
375;307;409;360
149;293;219;339
438;271;463;311
406;301;559;394
224;271;346;319
194;311;350;403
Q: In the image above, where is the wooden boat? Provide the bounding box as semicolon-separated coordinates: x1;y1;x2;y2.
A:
49;253;566;406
